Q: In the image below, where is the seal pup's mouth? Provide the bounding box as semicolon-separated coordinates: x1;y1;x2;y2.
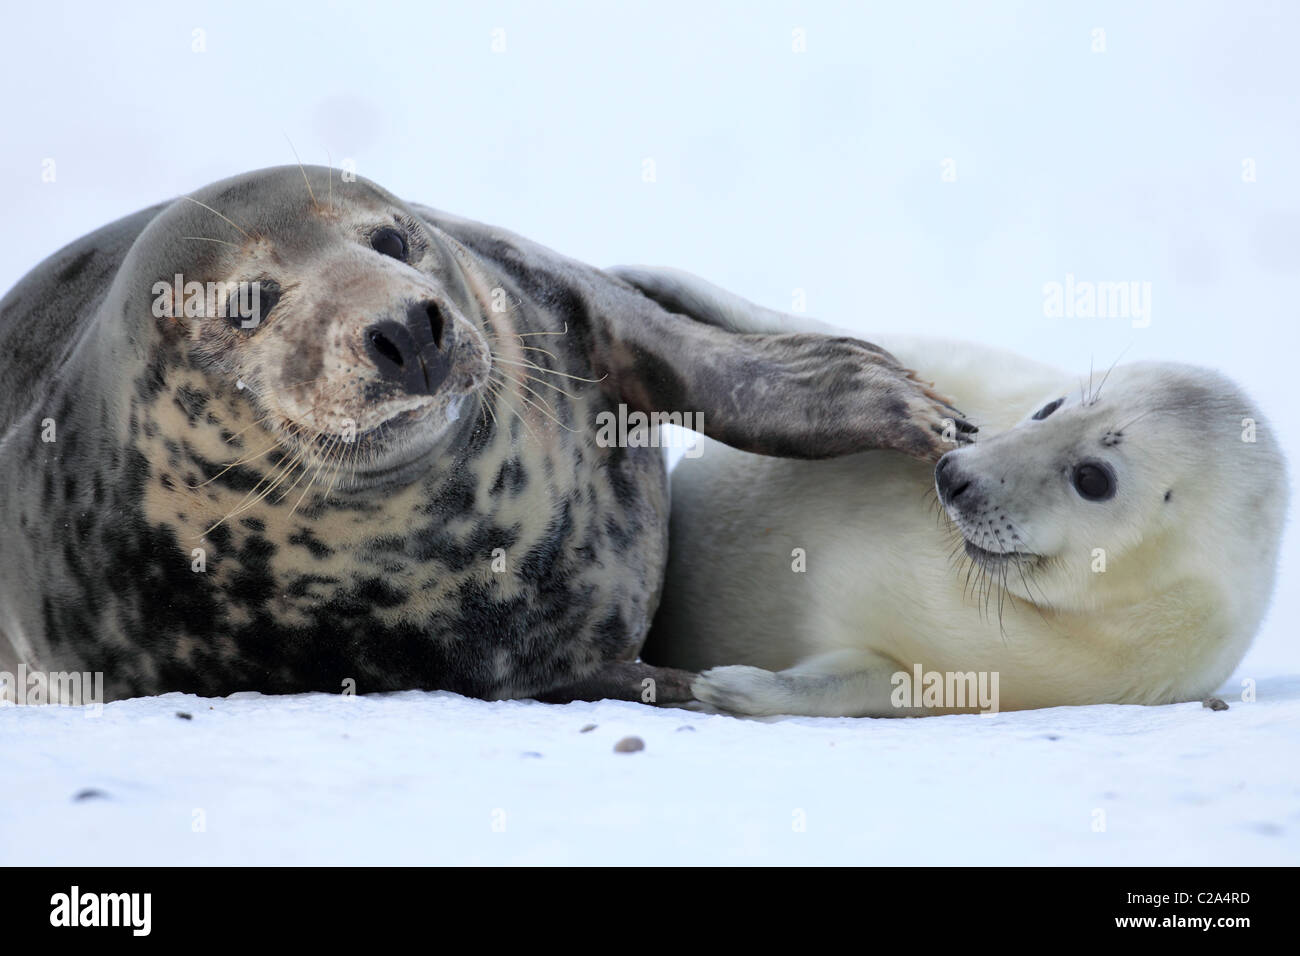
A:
961;537;1041;571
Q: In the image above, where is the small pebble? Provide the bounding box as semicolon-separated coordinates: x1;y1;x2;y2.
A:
579;724;597;733
175;711;193;720
676;726;696;733
1202;697;1229;711
613;735;645;753
73;788;108;802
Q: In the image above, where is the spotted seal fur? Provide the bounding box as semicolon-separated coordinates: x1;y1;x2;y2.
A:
0;167;973;703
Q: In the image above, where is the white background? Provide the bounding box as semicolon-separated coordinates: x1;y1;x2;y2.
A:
1;1;1297;865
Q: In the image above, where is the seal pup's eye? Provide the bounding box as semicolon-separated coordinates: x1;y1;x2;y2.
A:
1032;397;1064;420
371;227;408;261
1072;460;1116;502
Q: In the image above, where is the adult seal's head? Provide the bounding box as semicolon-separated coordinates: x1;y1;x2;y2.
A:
0;166;965;701
934;363;1286;636
121;168;494;491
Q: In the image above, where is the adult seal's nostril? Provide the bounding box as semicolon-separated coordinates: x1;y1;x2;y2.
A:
365;304;458;396
406;300;448;351
365;319;426;394
405;300;455;394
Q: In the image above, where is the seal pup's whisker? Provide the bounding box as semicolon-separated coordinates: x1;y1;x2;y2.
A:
1088;345;1131;406
1114;408;1157;432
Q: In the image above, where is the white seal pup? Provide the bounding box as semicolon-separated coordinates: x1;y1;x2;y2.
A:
614;268;1288;717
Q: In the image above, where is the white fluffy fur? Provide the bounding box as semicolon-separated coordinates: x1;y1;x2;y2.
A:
634;271;1288;717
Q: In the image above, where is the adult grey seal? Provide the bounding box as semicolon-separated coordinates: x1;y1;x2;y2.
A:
615;268;1287;716
0;167;973;702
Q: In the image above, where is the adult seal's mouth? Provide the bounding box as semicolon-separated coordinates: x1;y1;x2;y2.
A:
330;406;476;493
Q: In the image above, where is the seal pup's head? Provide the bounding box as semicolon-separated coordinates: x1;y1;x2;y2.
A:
122;165;493;490
934;362;1287;639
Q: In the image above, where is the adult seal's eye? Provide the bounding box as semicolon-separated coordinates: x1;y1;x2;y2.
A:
371;227;408;261
1072;460;1116;501
1032;397;1064;420
227;279;280;331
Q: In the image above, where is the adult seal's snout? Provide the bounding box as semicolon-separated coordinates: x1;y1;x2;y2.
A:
0;164;961;704
365;300;455;395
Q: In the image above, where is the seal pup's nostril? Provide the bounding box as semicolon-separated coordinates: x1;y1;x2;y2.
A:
935;454;971;505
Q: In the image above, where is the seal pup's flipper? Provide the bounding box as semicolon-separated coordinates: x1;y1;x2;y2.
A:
691;650;928;718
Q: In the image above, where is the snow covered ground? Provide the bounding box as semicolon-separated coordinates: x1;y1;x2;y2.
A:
4;667;1296;866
